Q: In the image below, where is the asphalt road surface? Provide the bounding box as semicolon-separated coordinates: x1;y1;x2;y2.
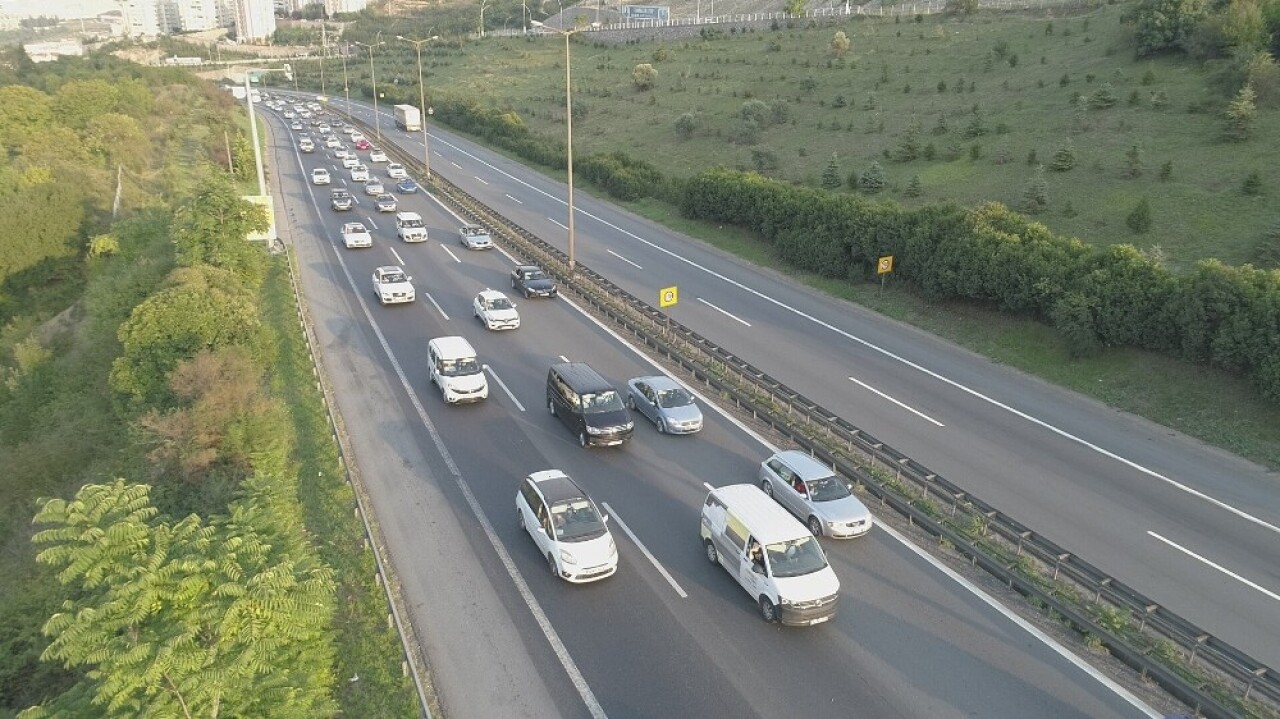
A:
260;99;1166;718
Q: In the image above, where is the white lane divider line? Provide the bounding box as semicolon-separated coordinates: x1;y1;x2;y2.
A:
441;246;462;263
366;216;378;230
505;194;524;204
451;161;462;169
607;250;642;269
601;502;688;599
425;292;450;320
1148;531;1280;602
485;365;525;412
548;217;568;231
474;176;489;185
389;247;405;266
848;376;945;427
696;297;750;327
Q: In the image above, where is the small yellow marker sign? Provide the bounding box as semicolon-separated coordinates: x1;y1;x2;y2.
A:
659;286;678;308
877;255;895;275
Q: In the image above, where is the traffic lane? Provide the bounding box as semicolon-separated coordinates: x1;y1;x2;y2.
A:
272;153;587;718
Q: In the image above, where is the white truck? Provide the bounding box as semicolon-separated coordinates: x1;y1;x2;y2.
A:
394;104;421;132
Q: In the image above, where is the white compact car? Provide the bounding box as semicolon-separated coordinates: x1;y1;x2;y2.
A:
517;470;617;583
386;163;407;179
371;265;415;305
342;156;360;170
340;221;372;249
369;148;388;163
311;168;331;185
473;289;520;331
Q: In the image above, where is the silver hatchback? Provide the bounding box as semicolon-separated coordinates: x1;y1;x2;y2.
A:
759;450;872;539
625;375;702;434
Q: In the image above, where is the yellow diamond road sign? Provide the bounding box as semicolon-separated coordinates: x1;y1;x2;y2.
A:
877;255;894;275
659;286;678;308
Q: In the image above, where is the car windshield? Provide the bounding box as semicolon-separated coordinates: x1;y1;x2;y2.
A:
381;272;406;283
550;499;607;541
439;358;481;377
806;475;851;502
401;218;423;228
485;297;513;310
581;390;624;414
524;269;547;281
765;536;828;578
657;387;693;409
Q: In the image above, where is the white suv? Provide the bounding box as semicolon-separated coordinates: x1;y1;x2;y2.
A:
395;212;427;242
517;470;617;583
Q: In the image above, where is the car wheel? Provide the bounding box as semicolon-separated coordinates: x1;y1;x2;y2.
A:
525;288;533;299
547;552;558;578
511;278;517;290
518;509;525;531
657;418;667;434
807;516;823;538
704;540;718;565
548;398;557;416
761;480;774;497
759;596;778;624
578;432;588;448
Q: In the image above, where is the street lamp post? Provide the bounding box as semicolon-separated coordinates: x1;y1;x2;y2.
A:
532;20;596;272
354;36;386;141
340;43;350;117
397;34;440;181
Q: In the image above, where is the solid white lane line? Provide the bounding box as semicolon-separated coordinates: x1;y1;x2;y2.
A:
474;176;489;185
601;502;687;599
607;250;642;269
548;217;568;231
290;143;608;719
505;193;524;204
425;292;449;320
441;246;461;263
389;247;405;266
696;297;750;327
430;131;1277;538
848;376;944;427
485;365;525;412
1148;531;1280;602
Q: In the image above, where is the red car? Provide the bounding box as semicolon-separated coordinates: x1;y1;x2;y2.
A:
355;138;372;151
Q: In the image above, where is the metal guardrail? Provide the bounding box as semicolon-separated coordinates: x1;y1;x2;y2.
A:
328;104;1279;719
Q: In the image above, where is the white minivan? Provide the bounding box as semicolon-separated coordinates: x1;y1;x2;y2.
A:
700;484;840;626
427;336;488;404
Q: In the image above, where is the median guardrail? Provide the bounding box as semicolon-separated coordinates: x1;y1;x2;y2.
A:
332;102;1278;719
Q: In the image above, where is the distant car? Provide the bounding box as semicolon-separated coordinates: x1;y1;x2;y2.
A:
625;375;703;435
374;193;398;212
284;111;296;119
341;221;372;249
355;138;372;151
371;265;415;305
473;289;520;331
759;450;873;539
290;120;303;130
330;189;354;211
343;156;361;170
325;135;342;149
369;147;388;163
343;125;358;136
318;123;331;133
395;211;427;242
516;470;617;583
395;178;419;194
311;168;331;185
351;165;370;182
386;163;407;179
459;224;494;250
351;132;367;143
510;265;557;298
363;179;385;195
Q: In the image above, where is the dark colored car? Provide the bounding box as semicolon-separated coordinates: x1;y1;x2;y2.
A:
330;189;354;211
395;178;419;194
546;363;633;448
510;265;558;299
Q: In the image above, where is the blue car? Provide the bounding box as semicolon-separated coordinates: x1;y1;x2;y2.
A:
396;178;419;194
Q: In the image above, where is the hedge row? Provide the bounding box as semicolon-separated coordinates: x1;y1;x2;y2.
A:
682;168;1280;402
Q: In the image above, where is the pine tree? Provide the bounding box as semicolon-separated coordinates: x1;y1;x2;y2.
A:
1159;159;1173;181
1050;141;1076;171
1224;85;1257;141
1124;143;1143;178
1127;197;1153;233
1242;171;1263;196
859;161;886;194
904;174;923;197
895;116;922;161
1022;165;1049;214
821;153;843;189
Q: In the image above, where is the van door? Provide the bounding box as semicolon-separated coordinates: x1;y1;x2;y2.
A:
738;536;772;599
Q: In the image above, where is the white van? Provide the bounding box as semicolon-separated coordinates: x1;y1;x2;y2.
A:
427;336;488;404
700;484;840;626
395;211;427;243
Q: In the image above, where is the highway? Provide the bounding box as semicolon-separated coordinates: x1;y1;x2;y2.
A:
297;94;1280;674
259;101;1166;718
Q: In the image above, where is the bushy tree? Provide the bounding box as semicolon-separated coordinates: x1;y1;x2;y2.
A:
1131;0;1209;56
674;111;701;139
739;99;772;126
785;0;806;13
1242;170;1263;195
830;31;851;58
1127;197;1153;233
171;175;269;286
1087;82;1118;109
821;153;842;189
632;63;658;91
726;117;761;145
1224;84;1257;140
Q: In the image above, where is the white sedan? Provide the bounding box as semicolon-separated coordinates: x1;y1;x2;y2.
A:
473;289;520;331
372;265;415;305
342;156;361;170
311;168;331;185
350;165;370;182
341;221;372;249
386;163;407;179
369;148;388;163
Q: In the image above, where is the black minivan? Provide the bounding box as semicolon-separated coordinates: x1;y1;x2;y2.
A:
546;363;635;448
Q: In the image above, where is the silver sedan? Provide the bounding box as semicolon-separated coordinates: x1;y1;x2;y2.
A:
625;375;702;434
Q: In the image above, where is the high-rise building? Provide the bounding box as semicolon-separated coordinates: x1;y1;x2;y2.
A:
121;0;163;35
324;0;365;14
176;0;219;30
234;0;274;40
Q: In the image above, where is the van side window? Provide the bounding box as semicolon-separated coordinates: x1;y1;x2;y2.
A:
723;514;749;550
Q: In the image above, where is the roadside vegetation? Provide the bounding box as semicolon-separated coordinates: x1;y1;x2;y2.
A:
283;0;1280;468
0;50;415;717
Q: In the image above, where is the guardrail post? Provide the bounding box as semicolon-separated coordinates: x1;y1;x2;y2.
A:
1138;603;1158;632
922;473;936;500
951;492;966;517
1189;634;1209;666
1094;576;1111;603
897;456;909;482
1017;530;1032;556
1247;668;1268;700
1052;552;1070;580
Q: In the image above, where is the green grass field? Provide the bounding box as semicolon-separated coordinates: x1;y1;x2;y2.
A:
362;4;1278;269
